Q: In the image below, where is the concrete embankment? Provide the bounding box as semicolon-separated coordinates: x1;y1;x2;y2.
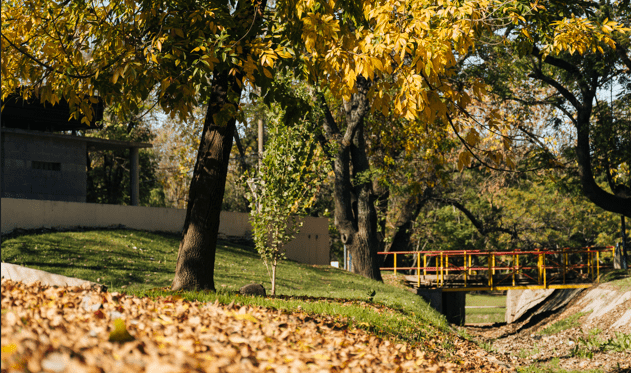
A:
467;278;631;372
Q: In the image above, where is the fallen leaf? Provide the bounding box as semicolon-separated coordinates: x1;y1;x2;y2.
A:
109;318;134;342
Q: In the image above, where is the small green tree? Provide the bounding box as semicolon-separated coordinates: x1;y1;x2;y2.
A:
245;108;324;296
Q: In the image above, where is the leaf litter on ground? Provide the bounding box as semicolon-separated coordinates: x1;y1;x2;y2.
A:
1;279;511;372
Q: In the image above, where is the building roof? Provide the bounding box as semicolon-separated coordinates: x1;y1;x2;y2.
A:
1;127;152;150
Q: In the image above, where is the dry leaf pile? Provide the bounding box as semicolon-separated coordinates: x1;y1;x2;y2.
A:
1;279;509;372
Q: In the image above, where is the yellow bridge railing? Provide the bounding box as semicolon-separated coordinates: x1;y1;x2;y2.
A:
379;246;615;292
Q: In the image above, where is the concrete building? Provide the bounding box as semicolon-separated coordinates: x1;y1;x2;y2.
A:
1;95;151;205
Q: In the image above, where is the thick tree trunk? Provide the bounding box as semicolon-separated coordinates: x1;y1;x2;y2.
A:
349;125;382;280
171;70;241;291
384;191;431;254
319;77;383;281
622;216;628;265
574;105;631;218
171;0;265;291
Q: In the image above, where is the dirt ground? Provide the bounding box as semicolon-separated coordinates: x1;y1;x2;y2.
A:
464;282;631;372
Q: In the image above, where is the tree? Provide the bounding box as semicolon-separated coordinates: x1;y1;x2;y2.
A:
6;0;624;289
469;0;631;217
2;0;272;290
245;105;325;295
272;0;499;280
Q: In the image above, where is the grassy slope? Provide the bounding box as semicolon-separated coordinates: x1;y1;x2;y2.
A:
1;229;449;345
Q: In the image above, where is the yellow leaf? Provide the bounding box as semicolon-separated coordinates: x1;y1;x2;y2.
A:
263;68;273;79
109;319;134;342
465;130;479;147
1;343;17;356
458;151;471;170
233;313;259;323
277;50;292;59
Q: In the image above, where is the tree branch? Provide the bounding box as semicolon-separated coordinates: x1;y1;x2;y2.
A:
317;93;340;140
431;197;517;238
2;32;122;80
614;40;631;71
528;67;581;110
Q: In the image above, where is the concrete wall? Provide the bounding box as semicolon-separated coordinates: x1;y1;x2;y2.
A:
2;131;86;202
1;198;330;265
506;288;584;324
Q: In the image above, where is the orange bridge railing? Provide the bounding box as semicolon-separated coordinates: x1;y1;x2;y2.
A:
378;246;615;292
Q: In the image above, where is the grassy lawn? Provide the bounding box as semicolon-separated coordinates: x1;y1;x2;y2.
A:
1;229;450;346
466;293;506;324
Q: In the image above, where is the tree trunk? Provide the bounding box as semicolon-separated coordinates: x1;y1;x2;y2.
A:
574;104;631;217
171;0;265;291
319;77;382;281
171;69;241;291
348;124;382;280
530;56;631;218
384;192;430;254
271;257;277;296
622;215;628;267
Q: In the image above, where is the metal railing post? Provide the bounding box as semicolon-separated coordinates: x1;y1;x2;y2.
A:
446;255;449;276
512;254;516;287
417;252;421;287
464;251;468;287
488;254;493;288
423;254;427;276
563;249;567;284
394;253;397;275
468;254;472;275
440;251;445;286
543;253;547;288
538;253;542;285
596;251;600;282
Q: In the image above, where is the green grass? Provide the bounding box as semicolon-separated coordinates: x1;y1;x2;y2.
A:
516;357;604;373
601;270;631;291
539;312;588;335
1;229;449;345
466;293;506;324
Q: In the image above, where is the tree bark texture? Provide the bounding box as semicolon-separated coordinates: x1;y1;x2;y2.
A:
171;0;265;291
348;124;383;279
171;70;241;291
320;77;383;281
384;190;432;254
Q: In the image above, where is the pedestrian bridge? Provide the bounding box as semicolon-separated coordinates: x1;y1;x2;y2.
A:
379;246;616;292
